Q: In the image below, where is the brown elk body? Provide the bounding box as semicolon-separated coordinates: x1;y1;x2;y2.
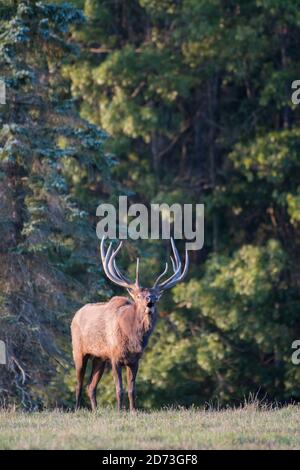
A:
71;237;189;411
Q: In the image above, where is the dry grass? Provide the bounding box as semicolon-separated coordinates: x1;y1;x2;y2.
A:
0;404;299;450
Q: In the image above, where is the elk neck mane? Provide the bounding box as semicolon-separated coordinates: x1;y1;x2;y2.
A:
110;295;156;353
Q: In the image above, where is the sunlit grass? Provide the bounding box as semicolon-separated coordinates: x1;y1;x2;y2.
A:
0;404;299;449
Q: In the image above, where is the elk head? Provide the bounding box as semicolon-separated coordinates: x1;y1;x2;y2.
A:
100;236;189;313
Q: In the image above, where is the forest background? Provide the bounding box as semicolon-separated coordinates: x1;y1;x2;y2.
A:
0;0;300;410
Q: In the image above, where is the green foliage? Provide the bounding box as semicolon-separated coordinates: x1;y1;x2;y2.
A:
174;242;291;400
1;0;300;409
59;0;300;408
0;0;113;407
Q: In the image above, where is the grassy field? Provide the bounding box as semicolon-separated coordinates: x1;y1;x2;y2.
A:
0;404;299;450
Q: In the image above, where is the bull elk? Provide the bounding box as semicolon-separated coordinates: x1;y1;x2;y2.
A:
71;237;189;412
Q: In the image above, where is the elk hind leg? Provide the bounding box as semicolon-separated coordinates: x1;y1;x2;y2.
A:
87;357;105;411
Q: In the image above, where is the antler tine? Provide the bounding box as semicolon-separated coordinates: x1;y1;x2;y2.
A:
113;259;131;283
154;237;181;289
155;239;189;291
100;234;108;264
170;237;181;271
100;236;134;289
108;242;134;288
160;248;189;290
109;240;130;282
152;238;181;289
101;240;118;283
155;259;181;290
111;241;140;287
135;258;140;287
170;256;176;272
153;261;169;287
100;235;112;271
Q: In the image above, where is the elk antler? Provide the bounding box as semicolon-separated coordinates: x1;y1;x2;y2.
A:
153;238;189;291
101;236;188;291
100;236;140;289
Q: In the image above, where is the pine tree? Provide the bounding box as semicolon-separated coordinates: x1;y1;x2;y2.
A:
0;0;115;407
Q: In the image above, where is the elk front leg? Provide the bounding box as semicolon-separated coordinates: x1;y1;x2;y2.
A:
112;363;124;411
74;354;88;410
126;361;139;412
